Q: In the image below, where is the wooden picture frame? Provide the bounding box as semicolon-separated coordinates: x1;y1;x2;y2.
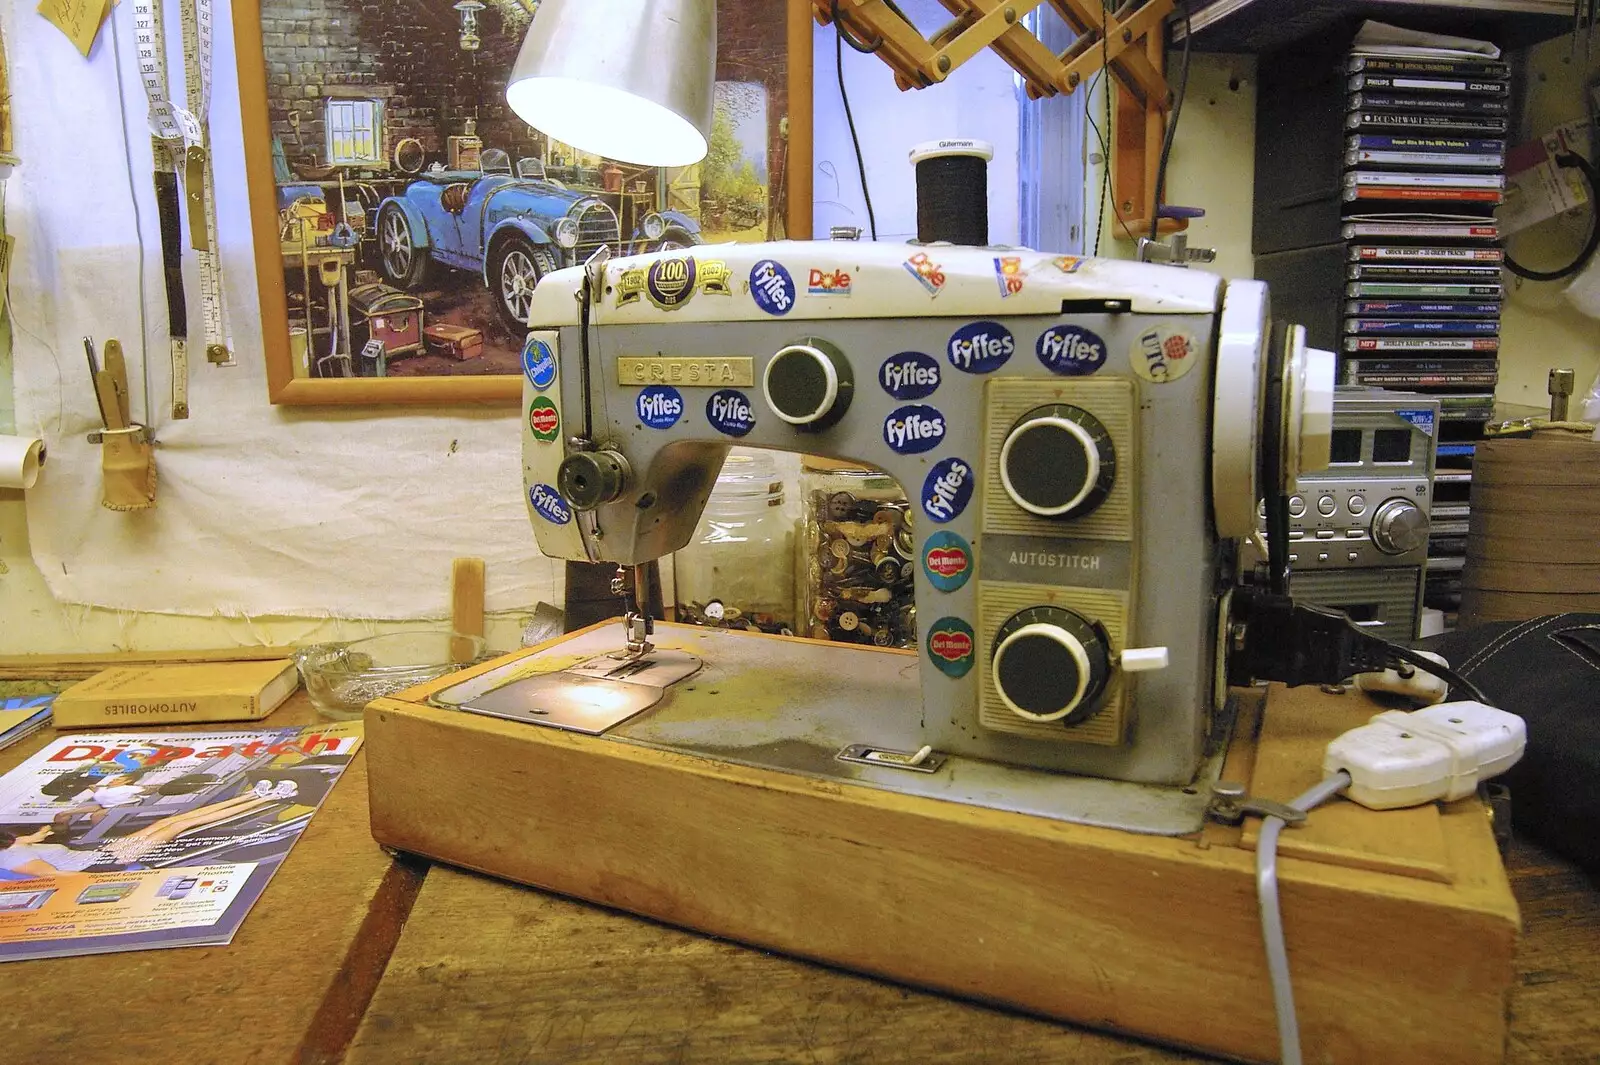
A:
237;0;815;406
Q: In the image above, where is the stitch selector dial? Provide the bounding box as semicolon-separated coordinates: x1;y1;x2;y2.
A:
991;606;1111;725
763;337;853;431
999;404;1116;519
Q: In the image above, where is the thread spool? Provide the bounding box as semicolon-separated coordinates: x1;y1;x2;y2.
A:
1460;432;1600;624
909;139;993;246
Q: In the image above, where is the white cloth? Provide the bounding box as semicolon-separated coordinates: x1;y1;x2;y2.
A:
0;842;101;874
4;1;558;619
68;785;146;808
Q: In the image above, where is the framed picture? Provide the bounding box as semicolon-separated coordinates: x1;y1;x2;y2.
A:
237;0;815;406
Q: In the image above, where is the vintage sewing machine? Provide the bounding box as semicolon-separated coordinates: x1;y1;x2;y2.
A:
365;241;1519;1064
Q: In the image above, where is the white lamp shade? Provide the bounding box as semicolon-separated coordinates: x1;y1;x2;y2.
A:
505;0;717;168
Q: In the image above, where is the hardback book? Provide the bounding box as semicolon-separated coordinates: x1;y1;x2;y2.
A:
51;660;301;728
0;697;54;752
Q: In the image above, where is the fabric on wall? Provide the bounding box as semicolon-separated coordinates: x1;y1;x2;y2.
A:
5;1;558;619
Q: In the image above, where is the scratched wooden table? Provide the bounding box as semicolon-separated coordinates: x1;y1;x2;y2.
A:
3;689;1597;1065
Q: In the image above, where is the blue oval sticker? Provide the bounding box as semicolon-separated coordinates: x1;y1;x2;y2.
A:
947;321;1015;374
878;351;941;400
522;336;557;391
1037;325;1107;376
749;260;795;316
528;483;572;525
706;389;757;437
635;385;684;429
922;457;974;523
883;404;946;455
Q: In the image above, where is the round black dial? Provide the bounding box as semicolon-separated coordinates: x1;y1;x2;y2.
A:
999;404;1116;519
991;605;1111;725
763;337;853;431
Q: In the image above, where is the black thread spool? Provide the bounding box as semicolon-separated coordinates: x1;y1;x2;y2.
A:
910;139;995;246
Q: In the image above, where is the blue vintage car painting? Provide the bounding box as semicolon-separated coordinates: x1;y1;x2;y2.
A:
376;154;700;331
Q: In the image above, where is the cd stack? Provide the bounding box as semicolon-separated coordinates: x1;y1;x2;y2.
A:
1340;43;1509;623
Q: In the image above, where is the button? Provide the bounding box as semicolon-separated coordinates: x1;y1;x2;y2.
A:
1317;552;1330;562
1289;530;1304;540
1288;554;1299;563
1315;529;1336;539
1317;495;1337;516
1348;494;1367;515
1347;529;1365;539
1288;496;1306;517
1347;551;1360;561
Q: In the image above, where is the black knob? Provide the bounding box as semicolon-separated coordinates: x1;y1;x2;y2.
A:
999;404;1115;519
763;337;853;431
557;450;630;510
991;606;1111;725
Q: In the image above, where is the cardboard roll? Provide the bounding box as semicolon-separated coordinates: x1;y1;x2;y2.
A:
1468;486;1600;517
1464;560;1600;594
1472;435;1600;485
1466;532;1600;565
1461;587;1600;624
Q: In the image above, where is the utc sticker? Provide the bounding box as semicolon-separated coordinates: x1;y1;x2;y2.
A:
879;351;940;400
522;336;557;391
1130;325;1198;383
636;385;684;429
947;321;1015;374
749;260;795;316
922;530;972;592
528;483;572;526
528;397;560;442
922;456;974;523
1037;325;1106;376
927;617;976;678
706;389;756;437
883;404;946;455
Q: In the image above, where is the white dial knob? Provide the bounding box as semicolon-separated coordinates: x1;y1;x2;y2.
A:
990;606;1112;725
998;404;1116;519
762;338;853;430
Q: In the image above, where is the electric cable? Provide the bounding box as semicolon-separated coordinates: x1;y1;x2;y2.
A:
1503;151;1599;282
1256;770;1353;1065
1384;642;1491;706
833;0;878;240
1148;2;1192;241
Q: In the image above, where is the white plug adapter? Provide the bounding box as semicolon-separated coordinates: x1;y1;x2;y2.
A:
1322;701;1526;811
1354;651;1450;706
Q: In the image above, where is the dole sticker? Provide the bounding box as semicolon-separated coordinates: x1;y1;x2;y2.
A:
922;530;972;593
707;389;756;437
522;336;557;391
636;385;684;430
903;252;946;297
645;255;698;309
528;483;572;526
883;404;946;455
808;267;852;296
528;397;560;442
879;351;940;400
1052;255;1084;274
1130;325;1198;383
1037;325;1107;376
994;256;1024;298
922;457;974;523
927;617;976;677
749;260;795;316
947;321;1015;374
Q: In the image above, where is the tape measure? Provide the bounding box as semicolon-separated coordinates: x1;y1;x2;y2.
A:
131;0;233;421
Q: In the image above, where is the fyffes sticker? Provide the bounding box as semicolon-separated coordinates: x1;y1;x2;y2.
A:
948;321;1015;374
636;385;684;429
706;389;756;437
1131;325;1198;383
927;617;976;677
922;457;973;523
879;351;940;400
922;530;972;592
528;483;572;526
528;397;560;442
522;336;556;391
808;267;852;296
994;256;1024;298
883;404;946;455
749;260;795;316
1037;325;1107;376
645;255;698;309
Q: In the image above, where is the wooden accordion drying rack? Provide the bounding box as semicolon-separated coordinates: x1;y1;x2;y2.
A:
813;0;1184;236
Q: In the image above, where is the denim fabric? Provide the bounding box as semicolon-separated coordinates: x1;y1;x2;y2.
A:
1420;613;1600;875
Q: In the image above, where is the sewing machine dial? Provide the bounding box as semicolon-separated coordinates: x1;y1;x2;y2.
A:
762;337;854;431
998;404;1116;519
991;606;1112;725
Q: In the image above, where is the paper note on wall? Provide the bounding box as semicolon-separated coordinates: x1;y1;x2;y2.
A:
37;0;110;58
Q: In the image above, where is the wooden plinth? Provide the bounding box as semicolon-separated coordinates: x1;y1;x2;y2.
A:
365;642;1518;1065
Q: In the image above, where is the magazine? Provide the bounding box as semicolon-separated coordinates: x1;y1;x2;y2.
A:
0;722;360;961
0;696;55;752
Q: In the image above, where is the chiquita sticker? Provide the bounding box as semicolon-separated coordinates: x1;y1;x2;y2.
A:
528;397;560;442
522;336;556;391
927;617;976;677
922;530;972;592
1130;325;1198;383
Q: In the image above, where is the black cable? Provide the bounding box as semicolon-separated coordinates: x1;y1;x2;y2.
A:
833;0;878;240
1386;644;1492;706
577;279;594;441
1148;3;1192;241
1504;151;1599;282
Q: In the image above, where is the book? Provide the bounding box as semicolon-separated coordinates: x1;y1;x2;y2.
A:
1348;92;1509;115
1345;319;1500;335
1348;281;1504;299
51;660;301;729
0;697;54;753
1347;149;1503;169
1348;74;1508;95
1341;219;1499;241
1345;336;1499;352
1349;246;1503;263
1346;300;1501;317
1347;135;1504;154
1346;111;1508;135
1348;57;1510;78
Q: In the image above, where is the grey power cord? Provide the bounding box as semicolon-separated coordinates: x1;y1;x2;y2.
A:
1256;769;1353;1065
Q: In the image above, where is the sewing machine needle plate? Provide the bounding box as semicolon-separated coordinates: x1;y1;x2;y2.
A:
457;672;666;735
564;649;703;687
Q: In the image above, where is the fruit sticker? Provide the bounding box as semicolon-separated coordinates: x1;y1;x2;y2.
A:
749;260;795;316
994;256;1024;298
1036;325;1107;376
706;389;757;437
1130;324;1198;383
1052;256;1084;273
635;385;684;430
522;336;556;391
879;351;940;400
528;397;560;442
947;321;1015;374
922;531;972;592
808;268;852;296
927;617;976;677
528;483;572;525
922;457;973;523
903;252;946;296
883;404;946;455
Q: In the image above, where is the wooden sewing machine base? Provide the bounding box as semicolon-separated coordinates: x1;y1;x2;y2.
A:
365;623;1519;1065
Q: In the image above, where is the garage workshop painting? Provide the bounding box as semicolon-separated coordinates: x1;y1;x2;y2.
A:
237;0;809;405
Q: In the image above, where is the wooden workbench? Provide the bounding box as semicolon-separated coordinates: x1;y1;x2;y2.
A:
2;689;1597;1065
